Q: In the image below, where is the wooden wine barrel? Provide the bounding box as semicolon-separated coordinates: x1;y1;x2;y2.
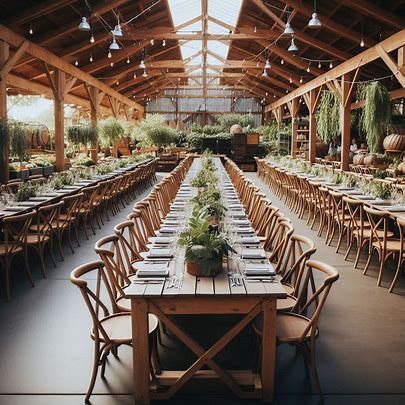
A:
363;154;375;166
230;124;243;135
383;134;405;152
38;127;50;147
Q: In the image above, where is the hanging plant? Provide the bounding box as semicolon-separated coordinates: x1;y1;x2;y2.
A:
99;117;125;147
9;121;29;169
359;81;391;153
316;90;340;146
66;123;98;146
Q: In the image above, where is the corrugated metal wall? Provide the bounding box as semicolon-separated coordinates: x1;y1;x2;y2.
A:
145;88;263;128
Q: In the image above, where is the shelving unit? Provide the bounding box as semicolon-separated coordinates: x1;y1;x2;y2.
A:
292;118;310;159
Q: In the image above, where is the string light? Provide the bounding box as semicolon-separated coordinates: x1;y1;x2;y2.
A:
107;50;112;58
89;55;93;62
318;61;321;68
162;39;166;46
150;38;154;45
329;61;333;69
29;25;33;35
110;62;114;67
299;77;303;83
75;60;79;66
127;56;130;64
116;80;119;85
90;33;95;43
360;37;365;47
289;77;292;83
280;58;284;65
306;64;310;72
133;72;137;79
254;26;257;33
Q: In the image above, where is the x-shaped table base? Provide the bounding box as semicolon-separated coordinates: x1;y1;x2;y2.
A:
131;296;277;404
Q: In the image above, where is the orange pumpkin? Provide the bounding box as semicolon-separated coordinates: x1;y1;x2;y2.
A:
383;134;405;152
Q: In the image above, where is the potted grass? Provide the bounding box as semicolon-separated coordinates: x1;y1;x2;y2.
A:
99;118;125;158
178;209;234;277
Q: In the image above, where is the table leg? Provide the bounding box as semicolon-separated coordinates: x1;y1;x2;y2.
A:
131;298;150;404
261;298;277;402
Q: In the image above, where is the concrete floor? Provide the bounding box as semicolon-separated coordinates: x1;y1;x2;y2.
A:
0;172;404;405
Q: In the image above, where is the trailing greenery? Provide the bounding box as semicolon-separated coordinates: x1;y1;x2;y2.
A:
0;118;8;156
178;208;234;276
99;117;125;147
316;90;341;145
358;81;391;153
66;123;98;147
9;121;29;168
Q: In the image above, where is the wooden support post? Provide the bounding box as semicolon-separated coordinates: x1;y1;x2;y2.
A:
86;86;104;163
309;90;317;164
54;69;65;172
341;74;353;171
291;99;299;158
0;41;9;183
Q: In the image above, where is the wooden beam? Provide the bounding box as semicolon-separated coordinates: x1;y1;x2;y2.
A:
282;0;376;47
341;73;354;171
0;41;9;183
0;24;143;114
265;30;405;112
338;0;405;30
0;40;28;79
350;86;405;109
4;0;77;27
308;89;318;164
54;69;65;172
376;45;405;88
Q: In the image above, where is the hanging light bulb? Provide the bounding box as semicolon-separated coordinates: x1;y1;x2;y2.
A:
29;25;33;35
75;59;79;66
143;69;148;77
162;39;166;46
265;92;268;96
299;77;303;83
281;58;284;65
116;80;119;85
109;36;120;50
265;59;271;69
360;37;365;47
329;61;333;69
78;16;91;31
254;26;257;33
139;59;145;69
286;89;289;93
289;77;293;83
273;94;276;98
308;1;321;28
283;21;294;36
306;64;311;72
318;61;322;68
107;50;112;58
256;62;260;68
127;56;130;64
150;38;154;45
89;55;93;62
110;62;114;67
133;72;137;79
262;69;268;77
288;37;298;52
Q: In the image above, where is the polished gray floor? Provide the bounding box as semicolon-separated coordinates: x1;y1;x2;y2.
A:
0;172;404;405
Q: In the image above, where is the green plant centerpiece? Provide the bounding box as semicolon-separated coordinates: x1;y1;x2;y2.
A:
191;186;226;224
178;209;234;277
371;182;392;200
15;183;39;202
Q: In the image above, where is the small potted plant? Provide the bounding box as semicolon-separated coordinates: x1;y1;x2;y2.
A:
178;209;234;277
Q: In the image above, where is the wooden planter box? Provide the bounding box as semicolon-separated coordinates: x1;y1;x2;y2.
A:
29;167;43;176
43;165;55;176
9;169;29;180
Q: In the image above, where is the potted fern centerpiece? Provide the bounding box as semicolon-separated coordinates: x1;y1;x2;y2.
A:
178;209;234;277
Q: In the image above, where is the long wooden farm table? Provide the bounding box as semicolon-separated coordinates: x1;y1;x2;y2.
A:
125;157;287;403
0;158;154;222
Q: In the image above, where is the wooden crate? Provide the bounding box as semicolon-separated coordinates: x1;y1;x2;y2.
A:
247;133;259;145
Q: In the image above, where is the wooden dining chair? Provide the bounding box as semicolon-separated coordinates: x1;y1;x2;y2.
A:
113;220;145;267
0;211;36;300
70;260;160;403
389;217;405;293
326;190;344;249
363;206;401;287
254;260;339;395
6;181;23;194
27;201;64;277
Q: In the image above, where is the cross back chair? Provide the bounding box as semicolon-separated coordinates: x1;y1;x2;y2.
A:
0;211;36;300
70;260;159;403
254;260;339;395
114;220;145;267
389;217;405;293
27;200;64;277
